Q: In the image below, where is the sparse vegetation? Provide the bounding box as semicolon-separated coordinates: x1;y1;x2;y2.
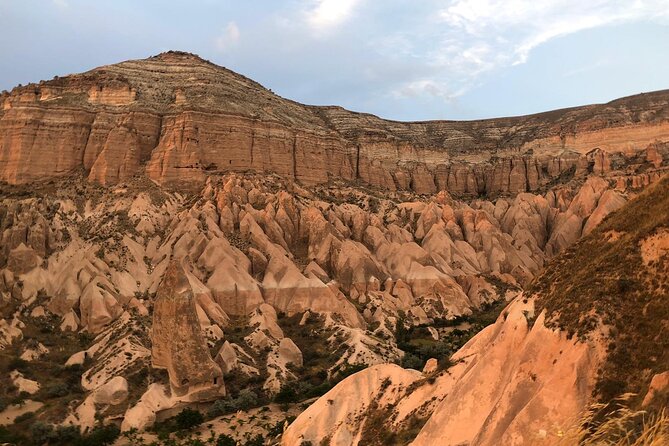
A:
208;389;259;417
559;397;668;445
175;408;205;430
216;434;236;446
532;174;669;405
123;428;239;446
395;296;509;371
1;420;119;446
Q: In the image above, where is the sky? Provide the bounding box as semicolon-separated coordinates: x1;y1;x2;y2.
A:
1;0;668;121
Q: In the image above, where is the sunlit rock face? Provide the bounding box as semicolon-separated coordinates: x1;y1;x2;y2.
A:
1;51;668;194
0;165;655;433
151;260;224;398
0;52;667;442
284;174;669;446
282;297;605;446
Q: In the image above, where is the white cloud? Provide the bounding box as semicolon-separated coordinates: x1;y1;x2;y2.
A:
439;0;669;66
52;0;68;8
392;79;464;101
563;58;609;77
391;0;669;99
215;21;240;52
304;0;362;31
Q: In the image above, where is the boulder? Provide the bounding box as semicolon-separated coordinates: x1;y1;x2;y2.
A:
6;243;41;274
93;376;129;405
278;338;303;368
422;358;438;375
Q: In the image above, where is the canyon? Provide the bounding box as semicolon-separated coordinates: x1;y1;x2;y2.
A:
1;51;668;195
0;52;667;446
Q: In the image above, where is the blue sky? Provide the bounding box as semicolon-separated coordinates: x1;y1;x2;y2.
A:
1;0;668;120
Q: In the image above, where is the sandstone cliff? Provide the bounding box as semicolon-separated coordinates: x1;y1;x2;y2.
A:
1;52;667;444
282;174;669;446
1;51;668;196
282;296;605;446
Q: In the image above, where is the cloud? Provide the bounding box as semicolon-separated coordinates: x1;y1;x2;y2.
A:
563;58;609;77
52;0;68;8
390;0;669;99
304;0;362;31
392;79;464;101
438;0;669;65
215;21;240;52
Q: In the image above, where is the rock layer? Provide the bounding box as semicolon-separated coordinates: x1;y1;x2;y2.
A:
1;51;668;196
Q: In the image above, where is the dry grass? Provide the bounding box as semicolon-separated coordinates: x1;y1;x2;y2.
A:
559;397;668;446
531;174;669;402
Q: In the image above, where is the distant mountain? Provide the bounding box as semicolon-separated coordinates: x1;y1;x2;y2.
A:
0;52;667;446
1;51;668;195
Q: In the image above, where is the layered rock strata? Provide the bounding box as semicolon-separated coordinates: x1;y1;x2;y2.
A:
1;51;668;196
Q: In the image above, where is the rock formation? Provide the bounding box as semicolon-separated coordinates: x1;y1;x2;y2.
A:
283;173;669;446
283;296;606;446
0;166;656;436
1;51;668;196
0;53;666;444
151;261;224;398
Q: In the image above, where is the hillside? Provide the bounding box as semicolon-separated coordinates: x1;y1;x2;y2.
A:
283;174;669;446
533;173;669;406
1;51;668;195
0;52;667;446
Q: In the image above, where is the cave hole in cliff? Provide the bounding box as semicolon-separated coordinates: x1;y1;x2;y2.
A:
213;377;218;385
181;378;189;386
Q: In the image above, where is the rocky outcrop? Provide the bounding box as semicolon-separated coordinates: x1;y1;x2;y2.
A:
411;300;603;446
92;376;128;405
0;166;660;434
151;261;224;398
285;173;669;446
283;296;605;446
1;52;667;196
282;363;423;445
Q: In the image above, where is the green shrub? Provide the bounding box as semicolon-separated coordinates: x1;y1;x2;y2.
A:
7;357;28;373
175;408;204;430
274;386;298;404
14;411;35;423
208;398;230;418
336;363;367;380
400;353;423;370
208;389;259;418
50;425;81;445
79;424;120;446
45;382;70;398
0;425;27;444
30;421;54;444
243;434;264;446
216;434;236;446
235;389;258;411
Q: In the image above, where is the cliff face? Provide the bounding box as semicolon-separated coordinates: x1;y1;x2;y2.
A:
1;51;668;195
282;174;669;446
